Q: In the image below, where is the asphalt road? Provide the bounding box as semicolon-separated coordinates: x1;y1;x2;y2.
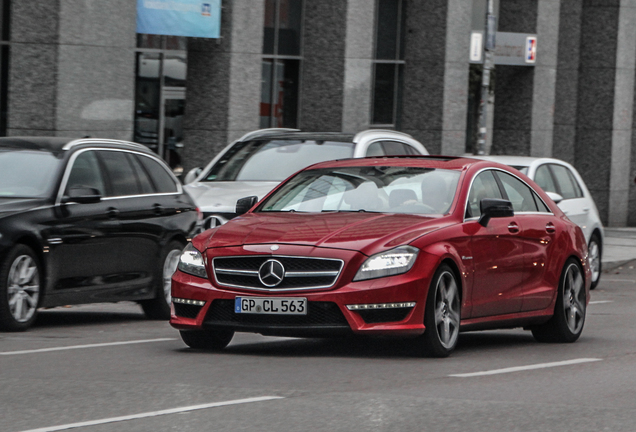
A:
2;264;636;432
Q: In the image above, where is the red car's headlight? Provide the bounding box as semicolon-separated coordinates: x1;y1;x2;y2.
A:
177;243;208;279
353;245;419;281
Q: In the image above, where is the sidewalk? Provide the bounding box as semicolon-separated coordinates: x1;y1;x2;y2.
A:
603;228;636;270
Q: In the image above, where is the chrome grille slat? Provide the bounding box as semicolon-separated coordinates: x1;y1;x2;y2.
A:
212;255;344;291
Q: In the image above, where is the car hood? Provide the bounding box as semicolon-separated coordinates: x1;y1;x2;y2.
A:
0;197;49;219
184;181;280;213
196;212;453;256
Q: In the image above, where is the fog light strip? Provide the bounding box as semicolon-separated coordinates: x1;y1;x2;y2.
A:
172;298;206;307
346;302;416;311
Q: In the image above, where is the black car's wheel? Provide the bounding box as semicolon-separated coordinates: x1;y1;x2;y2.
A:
588;233;602;290
418;264;461;357
140;240;184;320
0;245;42;331
179;329;234;350
532;258;586;343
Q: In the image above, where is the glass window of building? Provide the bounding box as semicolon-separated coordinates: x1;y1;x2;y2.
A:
261;0;303;129
0;0;10;136
134;35;187;172
371;0;405;128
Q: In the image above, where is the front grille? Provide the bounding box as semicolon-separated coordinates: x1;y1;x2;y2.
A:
213;255;343;291
174;303;203;319
356;308;412;324
204;299;349;327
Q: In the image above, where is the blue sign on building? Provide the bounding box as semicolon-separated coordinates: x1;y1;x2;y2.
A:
136;0;221;38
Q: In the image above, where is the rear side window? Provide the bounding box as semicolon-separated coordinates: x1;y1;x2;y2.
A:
65;151;106;195
98;150;141;197
128;154;155;194
495;171;538;212
137;155;178;193
551;164;583;199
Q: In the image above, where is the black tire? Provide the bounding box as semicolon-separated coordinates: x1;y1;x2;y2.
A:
532;258;586;343
588;233;602;290
140;240;184;320
0;245;42;332
417;264;461;357
179;329;234;350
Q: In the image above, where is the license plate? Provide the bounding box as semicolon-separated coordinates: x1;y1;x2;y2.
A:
234;297;307;315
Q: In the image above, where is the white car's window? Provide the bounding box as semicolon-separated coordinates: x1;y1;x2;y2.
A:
204;140;355;182
495;171;539;212
535;164;557;193
366;141;419;157
550;164;583;199
467;170;502;218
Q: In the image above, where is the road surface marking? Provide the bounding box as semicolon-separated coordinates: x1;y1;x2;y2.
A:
0;338;176;356
449;358;602;378
20;396;285;432
603;279;636;283
589;300;614;305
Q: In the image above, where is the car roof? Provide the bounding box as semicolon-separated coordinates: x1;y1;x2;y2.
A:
243;131;356;142
305;155;481;171
0;136;153;155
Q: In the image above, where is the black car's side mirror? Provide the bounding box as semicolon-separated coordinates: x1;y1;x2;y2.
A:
478;198;514;227
236;196;258;215
62;187;102;204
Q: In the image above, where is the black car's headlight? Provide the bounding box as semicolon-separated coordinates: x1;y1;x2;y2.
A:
177;243;208;279
353;245;419;281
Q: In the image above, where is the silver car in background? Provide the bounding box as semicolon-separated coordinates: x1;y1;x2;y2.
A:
183;128;428;229
476;155;604;289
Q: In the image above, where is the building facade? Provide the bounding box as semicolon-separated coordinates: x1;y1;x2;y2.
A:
4;0;636;226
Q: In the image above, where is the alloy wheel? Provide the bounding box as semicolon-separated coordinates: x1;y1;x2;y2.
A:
563;263;585;335
434;271;460;349
7;255;40;323
588;240;600;284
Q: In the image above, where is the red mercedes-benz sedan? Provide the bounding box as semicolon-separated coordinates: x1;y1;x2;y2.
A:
170;156;591;357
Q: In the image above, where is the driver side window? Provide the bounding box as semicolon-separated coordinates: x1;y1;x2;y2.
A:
467;170;502;218
65;151;105;195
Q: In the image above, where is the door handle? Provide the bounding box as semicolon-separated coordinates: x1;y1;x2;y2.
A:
107;207;119;218
508;222;520;233
546;223;556;234
153;203;164;216
582;207;590;212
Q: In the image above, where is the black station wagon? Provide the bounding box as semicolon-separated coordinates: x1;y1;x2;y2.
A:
0;137;199;331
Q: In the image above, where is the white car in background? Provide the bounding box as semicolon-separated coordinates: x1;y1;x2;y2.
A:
183;128;428;228
476;155;604;289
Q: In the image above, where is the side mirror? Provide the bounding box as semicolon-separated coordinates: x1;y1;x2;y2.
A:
62;187;102;204
183;167;202;185
545;191;563;204
236;196;258;215
478;198;514;227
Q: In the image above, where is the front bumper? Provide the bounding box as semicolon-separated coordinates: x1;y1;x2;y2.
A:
170;245;440;338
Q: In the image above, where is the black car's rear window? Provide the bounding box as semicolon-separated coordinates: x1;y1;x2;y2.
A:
203;139;355;182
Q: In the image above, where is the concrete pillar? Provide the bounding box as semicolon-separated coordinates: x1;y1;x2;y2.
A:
552;0;583;164
8;0;137;140
299;0;348;131
576;1;636;226
491;0;538;156
401;0;471;155
530;0;560;157
182;0;263;171
341;0;375;133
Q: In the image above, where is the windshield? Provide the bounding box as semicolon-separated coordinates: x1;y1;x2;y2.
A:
203;139;355;182
0;149;61;198
259;166;461;215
